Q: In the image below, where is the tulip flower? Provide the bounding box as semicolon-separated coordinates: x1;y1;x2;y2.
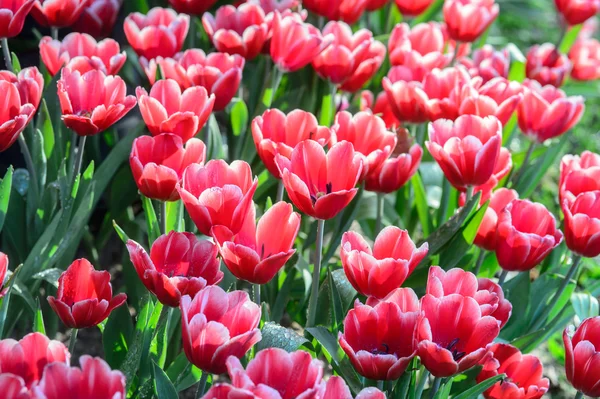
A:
130;133;205;202
443;0;499;43
426;266;512;327
460;45;510;82
47;258;127;329
495;199;563;272
426;115;503;192
569;38;600;81
339;297;419;380
136;79;215;142
251;109;332;179
0;0;36;38
177;160;257;236
31;356;126;399
168;0;217;15
395;0;434;15
562;191;600;258
312;22;386;92
360;90;401;130
180;286;261;374
555;0;600;26
57;68;136;137
142;50;245;111
124;7;189;59
321;376;386;399
202;3;269;60
302;0;369;24
526;44;571;87
477;343;549;399
564;316;600;397
0;373;29;399
560;151;600;205
417;294;500;377
517;80;584;143
72;0;122;38
275;140;363;220
39;32;126;76
0;333;69;387
126;231;222;307
212;201;300;284
467;188;519;251
270;12;332;73
331;111;397;179
422;67;471;121
32;0;89;28
455;77;523;125
365;141;422;194
0;67;44;113
341;227;428;299
0;252;7;297
365;0;388;11
454;147;512;197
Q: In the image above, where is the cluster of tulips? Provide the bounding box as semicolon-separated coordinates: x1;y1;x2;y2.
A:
0;0;599;398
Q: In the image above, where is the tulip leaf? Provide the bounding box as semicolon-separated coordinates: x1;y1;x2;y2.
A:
32;268;62;288
141;196;160;246
0;166;13;234
36;100;60;183
122;294;153;390
153;361;178;399
571;293;599;322
319;85;336;127
167;353;203;392
257;322;308;352
165;200;184;233
33;298;46;334
499;272;531;340
433;379;453;399
230;99;249;137
414;0;443;24
271;267;298;323
0;264;22;338
11;52;21;73
103;303;134;369
411;172;433;237
113;220;131;244
206;114;225;160
560;24;583;54
452;374;505;399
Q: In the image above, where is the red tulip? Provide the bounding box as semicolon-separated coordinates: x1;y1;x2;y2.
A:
302;0;369;24
32;0;90;27
443;0;499;43
180;286;261;374
426;266;512;327
382;77;429;123
455;77;523;125
136;79;214;142
247;0;299;14
274;140;363;220
124;7;189;59
526;44;571;87
560;151;600;205
251;109;332;179
426;115;502;191
341;227;427;299
562;191;600;258
47;258;126;329
564;316;600;397
422;67;471;121
517;80;584;143
365;142;422;194
168;0;217;15
365;0;388;11
72;0;122;38
0;70;39;152
455;147;512;197
177;160;257;235
0;0;36;38
57;68;136;136
555;0;600;26
212;202;300;284
395;0;433;15
31;356;125;399
339;297;419;380
130;133;205;202
569;38;600;81
495;199;563;272
321;376;386;399
360;90;401;130
468;188;519;251
270;12;332;73
312;22;386;92
143;50;245;111
331;111;396;179
0;373;29;399
39;32;126;76
477;343;549;399
0;252;7;297
202;3;268;60
126;231;222;307
417;294;500;377
388;22;449;76
0;333;69;387
460;45;510;83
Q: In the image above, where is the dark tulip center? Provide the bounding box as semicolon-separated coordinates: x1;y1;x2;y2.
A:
371;343;390;355
445;338;466;361
310;182;333;204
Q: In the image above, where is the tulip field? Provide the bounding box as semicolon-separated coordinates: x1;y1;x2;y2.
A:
1;0;600;397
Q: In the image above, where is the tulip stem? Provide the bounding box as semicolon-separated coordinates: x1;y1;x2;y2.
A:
497;270;508;286
574;391;584;399
511;140;536;187
377;380;384;390
69;329;78;359
17;134;39;199
159;201;167;235
429;377;442;399
72;135;87;187
307;219;326;327
473;250;486;275
253;284;261;305
265;67;283;108
1;38;13;72
51;27;59;40
195;372;209;399
450;42;461;66
531;255;582;331
276;180;285;202
415;368;430;399
375;193;384;235
465;185;474;204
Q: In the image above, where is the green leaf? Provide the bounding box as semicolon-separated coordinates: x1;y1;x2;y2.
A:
571;293;599;322
500;272;531;340
35;100;59;182
141;196;161;246
271;267;298;323
411;173;432;237
32;268;62;288
433;379;453;399
122;295;153;390
452;374;505;399
206;114;225;160
322;187;364;265
166;200;184;233
167;353;203;392
560;24;583;53
33;298;46;334
319;86;335;127
103;304;134;369
0;166;13;233
113;220;131;244
11;52;21;73
231;99;249;137
0;264;21;338
153;361;178;399
414;0;443;23
257;322;308;352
